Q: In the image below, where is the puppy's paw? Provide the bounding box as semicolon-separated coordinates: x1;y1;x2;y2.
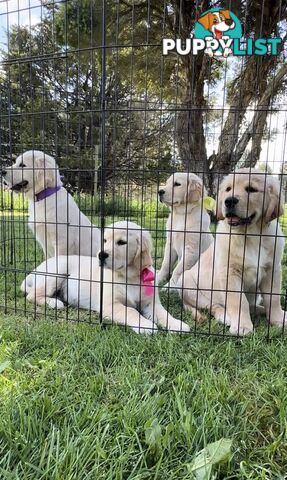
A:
229;322;253;337
223;48;233;57
205;48;214;57
184;304;206;322
166;318;190;333
20;276;33;294
132;324;158;335
270;310;286;328
214;306;231;326
46;297;64;309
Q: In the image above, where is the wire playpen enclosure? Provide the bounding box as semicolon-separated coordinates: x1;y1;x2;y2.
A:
0;0;287;338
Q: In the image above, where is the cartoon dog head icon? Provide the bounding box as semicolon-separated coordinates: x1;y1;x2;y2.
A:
198;10;235;39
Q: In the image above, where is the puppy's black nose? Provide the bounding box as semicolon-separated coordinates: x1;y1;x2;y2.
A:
1;169;7;176
225;196;239;209
158;189;165;196
225;18;233;26
98;251;109;262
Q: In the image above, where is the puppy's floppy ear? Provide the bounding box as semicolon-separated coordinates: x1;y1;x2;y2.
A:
186;177;203;204
264;177;284;224
197;12;213;31
219;9;231;20
31;154;42;188
35;153;59;188
134;230;153;271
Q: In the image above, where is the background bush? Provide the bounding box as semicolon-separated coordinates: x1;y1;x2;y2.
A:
1;190;169;220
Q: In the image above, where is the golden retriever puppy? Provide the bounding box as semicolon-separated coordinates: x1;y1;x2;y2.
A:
2;150;100;258
179;169;286;336
157;172;213;288
21;221;190;334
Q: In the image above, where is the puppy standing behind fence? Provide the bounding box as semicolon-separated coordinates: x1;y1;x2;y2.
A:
157;172;213;289
2;150;100;258
179;169;286;336
21;221;190;334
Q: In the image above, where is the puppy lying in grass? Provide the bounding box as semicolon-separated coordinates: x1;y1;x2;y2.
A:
21;221;190;334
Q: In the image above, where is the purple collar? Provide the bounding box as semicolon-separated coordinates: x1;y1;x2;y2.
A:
35;185;62;202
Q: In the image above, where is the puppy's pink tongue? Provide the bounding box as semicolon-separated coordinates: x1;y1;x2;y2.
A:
228;216;240;225
214;29;223;39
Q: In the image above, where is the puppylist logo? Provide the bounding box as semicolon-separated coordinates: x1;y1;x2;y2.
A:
163;8;282;57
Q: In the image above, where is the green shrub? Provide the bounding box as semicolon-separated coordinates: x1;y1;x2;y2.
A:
0;189;169;220
74;193;143;217
74;193;169;219
279;206;287;234
143;199;169;218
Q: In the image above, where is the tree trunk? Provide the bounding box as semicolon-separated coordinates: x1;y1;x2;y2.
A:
176;102;208;175
173;0;209;184
175;53;210;185
241;106;269;169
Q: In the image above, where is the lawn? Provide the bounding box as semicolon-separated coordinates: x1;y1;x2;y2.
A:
1;316;287;479
1;198;287;478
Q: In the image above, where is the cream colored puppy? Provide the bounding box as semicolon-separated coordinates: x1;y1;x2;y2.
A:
21;221;190;334
179;169;286;336
157;172;213;288
2;150;100;258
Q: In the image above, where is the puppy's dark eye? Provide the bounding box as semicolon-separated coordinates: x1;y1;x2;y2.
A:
174;182;181;187
226;186;232;192
245;186;258;193
117;240;127;246
19;163;26;167
213;18;219;24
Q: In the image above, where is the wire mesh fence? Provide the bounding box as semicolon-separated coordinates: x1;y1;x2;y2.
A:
0;0;287;338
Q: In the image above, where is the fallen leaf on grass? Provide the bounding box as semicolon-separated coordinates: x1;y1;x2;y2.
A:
0;360;11;374
187;438;232;480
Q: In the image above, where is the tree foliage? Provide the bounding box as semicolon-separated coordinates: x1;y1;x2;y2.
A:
0;0;286;193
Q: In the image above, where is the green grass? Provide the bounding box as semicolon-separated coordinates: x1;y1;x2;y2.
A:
1;317;287;479
1;208;287;478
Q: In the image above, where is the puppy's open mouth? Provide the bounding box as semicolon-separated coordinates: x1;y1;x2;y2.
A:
226;213;256;227
214;28;223;39
11;180;29;191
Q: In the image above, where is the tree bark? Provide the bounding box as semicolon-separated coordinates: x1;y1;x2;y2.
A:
173;0;210;181
241;106;269;169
